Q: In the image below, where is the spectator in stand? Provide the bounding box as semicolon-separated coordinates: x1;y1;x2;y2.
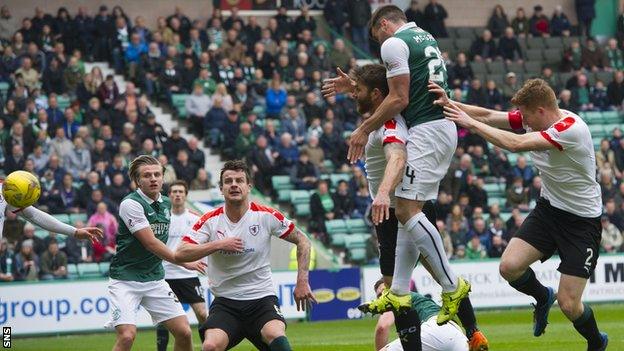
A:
423;0;448;38
468;177;488;210
185;83;211;139
605;38;624;71
98;74;120;109
529;5;550;37
511;7;530;37
405;1;424;27
0;6;18;42
528;176;542;203
124;32;147;81
506;176;529;211
266;78;287;119
221;111;240;157
234;122;255;159
466;78;487;106
571;73;594;111
348;0;372;57
248;135;276;195
591;80;610;111
159;59;181;102
39;238;68;280
190;168;211;191
281;106;306;145
173;149;197;186
87;202;118;248
550;5;571;37
0;238;17;281
608;70;624;109
466;235;487;259
448;52;473;89
329;39;352;72
446;203;469;235
43;57;64;95
502;72;521;106
575;0;596;37
310;180;334;244
294;5;316;39
488;234;507;258
179;57;198;93
484;80;503;110
323;0;348;38
290;151;320;191
498;27;523;63
64;137;92;180
332;180;353;219
468;218;492;250
600;169;617;203
204;95;227;147
559;89;579;112
487;5;509;38
14;239;39;281
471;145;489;177
601;215;623;253
275;132;299;175
511;155;534;186
605;198;624;230
582;37;608;71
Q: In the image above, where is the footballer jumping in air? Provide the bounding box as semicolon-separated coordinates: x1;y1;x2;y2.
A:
429;79;608;351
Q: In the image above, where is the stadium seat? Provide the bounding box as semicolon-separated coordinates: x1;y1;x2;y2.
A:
329;173;351;188
294;203;310;217
330;233;347;248
603;124;620;135
588;124;606;138
500;212;512;222
322;160;335;173
99;262;111;275
277;189;292;202
544;37;564;49
524;61;542;75
602;111;621;124
483;183;503;198
325;219;349;235
70;213;88;224
486;61;505;74
34;229;48;239
488;197;505;207
345;218;368;234
52;214;71;224
525;49;543;61
345;234;368;249
437;38;454;52
587;74;597;86
57;95;71;109
505;61;524;75
526;37;545;49
562;36;579;48
558;72;575;87
290;190;311;204
595;71;614;85
272;175;294;190
454;38;472;53
67;264;79;279
348;247;367;262
543;49;562;64
487;74;505;87
583;111;602;124
0;81;9;101
455;27;476;40
77;263;102;278
470;62;488;75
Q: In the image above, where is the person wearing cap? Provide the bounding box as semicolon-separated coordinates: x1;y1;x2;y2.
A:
502;72;520;107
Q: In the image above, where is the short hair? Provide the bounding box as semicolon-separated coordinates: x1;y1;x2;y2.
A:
374;278;385;293
511;78;558;112
351;64;389;96
169;180;189;194
128;155;163;186
369;5;407;36
219;160;252;186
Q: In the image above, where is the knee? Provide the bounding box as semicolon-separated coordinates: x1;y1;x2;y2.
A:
172;325;192;341
558;295;583;319
395;206;410;224
202;340;222;351
117;329;136;346
499;259;522;281
263;331;286;345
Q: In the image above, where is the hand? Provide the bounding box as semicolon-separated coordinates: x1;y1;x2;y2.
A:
218;237;244;253
293;280;317;311
371;191;391;225
347;127;368;163
74;227;104;244
183;260;207;274
428;80;450;107
321;67;354;98
443;103;475;130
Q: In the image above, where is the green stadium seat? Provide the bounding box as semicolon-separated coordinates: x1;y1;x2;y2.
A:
505;61;524;74
602;111;620;124
603;124;620;135
506;152;518;164
330;233;347;248
593;137;602;150
77;263;101;278
544;37;563;49
437;38;454;52
543;49;562;64
272;175;294;190
348;247;367;262
455;27;476;39
483;183;503;197
525;49;543;62
67;264;79;279
488;197;505;207
524;61;542;75
487;61;505;74
99;262;111;275
34;229;48;239
177;107;187;118
588;124;606;138
0;81;9;101
346;219;368;234
70;213;88;224
526;37;545;49
290;190;311;204
294;203;310;217
583;111;602;124
329;173;351;188
454;38;472;52
345;233;370;249
500;212;512;222
595;71;614;85
470;62;488;75
325;219;348;235
57;95;71;109
322;159;335;173
171;94;188;108
52;214;71;224
277;189;292;202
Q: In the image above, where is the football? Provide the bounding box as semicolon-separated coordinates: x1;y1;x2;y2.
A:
2;170;41;209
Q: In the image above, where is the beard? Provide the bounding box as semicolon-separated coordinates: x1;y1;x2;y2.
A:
356;94;373;115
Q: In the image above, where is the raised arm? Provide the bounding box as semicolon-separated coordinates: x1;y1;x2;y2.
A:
282;228;317;311
428;81;512;129
372;142;407;225
17;205;103;243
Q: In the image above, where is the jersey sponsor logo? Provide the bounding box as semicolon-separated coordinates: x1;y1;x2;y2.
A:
553;116;576;132
249;224;260;236
336;287;361;302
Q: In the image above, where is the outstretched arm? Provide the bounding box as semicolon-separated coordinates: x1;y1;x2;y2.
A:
428;81;512;129
372;142;407;225
134;228;207;273
17;206;103;243
175;237;243;262
282;229;317;311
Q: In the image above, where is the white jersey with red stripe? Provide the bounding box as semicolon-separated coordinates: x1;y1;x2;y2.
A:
508;110;601;218
365;116;409;208
163;208;202;279
183;202;295;300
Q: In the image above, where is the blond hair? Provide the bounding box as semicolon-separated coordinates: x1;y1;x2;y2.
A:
511;78;558;112
128;155;163;186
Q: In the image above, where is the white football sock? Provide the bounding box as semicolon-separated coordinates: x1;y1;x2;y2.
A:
404;212;458;292
390;224;420;296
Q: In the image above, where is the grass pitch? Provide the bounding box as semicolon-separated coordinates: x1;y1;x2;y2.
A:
15;303;623;350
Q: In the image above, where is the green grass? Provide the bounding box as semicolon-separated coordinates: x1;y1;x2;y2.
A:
14;303;623;350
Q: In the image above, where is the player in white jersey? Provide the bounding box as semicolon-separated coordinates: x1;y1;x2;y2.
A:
0;180;102;246
175;160;316;351
350;64;488;351
157;180;208;351
430;79;608;351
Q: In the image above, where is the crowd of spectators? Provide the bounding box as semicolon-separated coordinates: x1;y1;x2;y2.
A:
1;1;624;279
